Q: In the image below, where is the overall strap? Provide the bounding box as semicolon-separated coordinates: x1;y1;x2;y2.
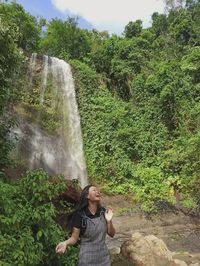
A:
81;210;88;228
100;208;105;217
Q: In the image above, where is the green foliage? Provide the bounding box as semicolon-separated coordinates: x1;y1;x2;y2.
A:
132;165;175;212
0;170;79;265
17;55;64;132
0;1;43;173
71;60;133;180
1;0;200;220
0;16;21;111
168;9;194;45
181;46;200;83
0;11;24;170
71;61;171;212
0;2;43;52
151;12;168;36
69;1;200;212
39;17;91;60
90;35;120;74
0;117;15;169
123;19;143;38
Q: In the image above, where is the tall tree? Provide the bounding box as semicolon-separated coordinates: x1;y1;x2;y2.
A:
40;17;91;60
123;19;143;38
0;2;43;52
0;14;23;169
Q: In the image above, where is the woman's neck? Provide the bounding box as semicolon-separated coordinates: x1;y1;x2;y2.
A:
88;202;98;215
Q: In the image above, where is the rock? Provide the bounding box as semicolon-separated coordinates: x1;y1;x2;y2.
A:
110;247;127;266
174;259;188;266
189;264;200;266
61;180;80;203
121;232;178;266
110;246;121;255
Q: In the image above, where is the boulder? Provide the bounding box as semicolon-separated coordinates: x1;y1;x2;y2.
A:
121;232;186;266
174;259;188;266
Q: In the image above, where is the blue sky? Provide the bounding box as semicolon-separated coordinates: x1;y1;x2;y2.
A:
14;0;93;30
13;0;165;35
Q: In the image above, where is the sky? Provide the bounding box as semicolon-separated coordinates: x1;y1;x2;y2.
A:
14;0;166;35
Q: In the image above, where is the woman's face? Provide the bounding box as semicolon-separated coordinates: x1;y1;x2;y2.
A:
87;186;101;202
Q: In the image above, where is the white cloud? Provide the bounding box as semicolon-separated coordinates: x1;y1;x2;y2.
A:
51;0;165;34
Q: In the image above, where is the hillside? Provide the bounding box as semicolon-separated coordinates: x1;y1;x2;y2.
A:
0;1;200;265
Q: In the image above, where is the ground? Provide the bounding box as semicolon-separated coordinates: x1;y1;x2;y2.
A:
101;194;200;265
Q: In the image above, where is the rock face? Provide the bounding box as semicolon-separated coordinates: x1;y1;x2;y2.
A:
11;54;88;188
61;180;80;203
120;232;184;266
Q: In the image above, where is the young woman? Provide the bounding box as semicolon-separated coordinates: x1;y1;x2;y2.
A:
55;185;115;266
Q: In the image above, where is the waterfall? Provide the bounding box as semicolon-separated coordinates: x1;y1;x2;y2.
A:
51;57;88;188
40;55;48;105
28;53;37;89
15;55;88;188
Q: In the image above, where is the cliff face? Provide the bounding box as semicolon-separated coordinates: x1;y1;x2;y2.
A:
9;55;88;188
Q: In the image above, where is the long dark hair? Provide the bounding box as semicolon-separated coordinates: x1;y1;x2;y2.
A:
75;185;93;212
67;185;93;231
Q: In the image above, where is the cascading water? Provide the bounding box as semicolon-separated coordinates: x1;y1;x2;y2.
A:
28;53;37;89
14;54;88;188
40;55;48;105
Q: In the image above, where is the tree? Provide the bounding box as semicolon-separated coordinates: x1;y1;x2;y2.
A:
0;2;43;52
40;17;91;60
181;47;200;83
0;170;78;265
0;14;23;170
123;19;143;38
151;12;168;36
167;9;195;45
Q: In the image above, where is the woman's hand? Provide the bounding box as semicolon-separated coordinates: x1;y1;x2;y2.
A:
55;241;67;255
105;207;113;222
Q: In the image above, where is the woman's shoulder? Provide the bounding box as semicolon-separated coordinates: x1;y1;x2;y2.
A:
74;210;85;218
71;211;83;229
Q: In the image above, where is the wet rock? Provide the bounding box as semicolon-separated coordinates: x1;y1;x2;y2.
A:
61;180;80;203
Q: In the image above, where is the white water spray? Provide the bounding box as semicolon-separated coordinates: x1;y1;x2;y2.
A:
15;55;88;188
40;55;48;105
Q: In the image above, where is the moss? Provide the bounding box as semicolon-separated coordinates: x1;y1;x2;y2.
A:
15;102;62;133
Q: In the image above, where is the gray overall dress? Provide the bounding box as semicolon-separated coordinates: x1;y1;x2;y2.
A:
78;210;110;266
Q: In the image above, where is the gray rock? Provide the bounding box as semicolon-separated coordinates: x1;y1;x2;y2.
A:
174;259;188;266
121;232;180;266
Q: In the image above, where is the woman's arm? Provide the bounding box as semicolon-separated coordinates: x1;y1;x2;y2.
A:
105;208;116;237
55;227;80;255
107;220;115;237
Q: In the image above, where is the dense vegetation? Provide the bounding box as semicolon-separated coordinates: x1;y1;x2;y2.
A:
71;0;200;212
0;0;200;264
0;170;79;265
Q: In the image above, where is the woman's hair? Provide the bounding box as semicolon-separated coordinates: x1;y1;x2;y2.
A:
67;184;93;231
75;184;93;212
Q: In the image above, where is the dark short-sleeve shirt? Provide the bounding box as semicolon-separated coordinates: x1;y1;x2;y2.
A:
72;206;106;235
